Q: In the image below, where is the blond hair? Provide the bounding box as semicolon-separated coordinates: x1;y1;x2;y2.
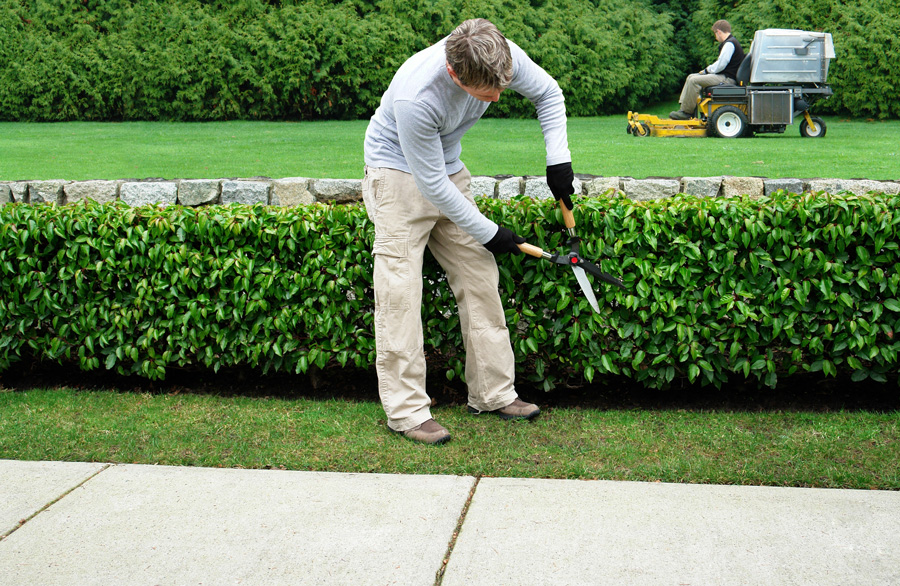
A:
445;19;513;89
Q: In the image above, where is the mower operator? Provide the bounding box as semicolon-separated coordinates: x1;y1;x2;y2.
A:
670;20;745;120
362;18;575;445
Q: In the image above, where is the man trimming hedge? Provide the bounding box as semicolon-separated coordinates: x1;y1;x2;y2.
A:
362;18;576;444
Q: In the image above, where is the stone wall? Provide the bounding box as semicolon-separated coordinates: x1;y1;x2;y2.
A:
2;175;899;207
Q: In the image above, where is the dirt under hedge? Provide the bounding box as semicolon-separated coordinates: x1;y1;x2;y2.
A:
2;361;896;414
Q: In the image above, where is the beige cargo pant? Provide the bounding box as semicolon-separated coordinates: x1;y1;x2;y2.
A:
679;72;731;114
362;165;518;432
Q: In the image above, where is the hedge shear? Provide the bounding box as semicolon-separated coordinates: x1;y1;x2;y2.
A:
518;201;626;314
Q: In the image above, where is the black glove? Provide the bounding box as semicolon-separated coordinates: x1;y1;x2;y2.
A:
484;226;525;255
546;162;575;211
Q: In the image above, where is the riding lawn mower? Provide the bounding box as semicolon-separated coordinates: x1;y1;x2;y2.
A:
627;29;836;139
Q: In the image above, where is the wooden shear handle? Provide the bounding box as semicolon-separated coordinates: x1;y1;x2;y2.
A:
559;199;576;230
518;242;544;258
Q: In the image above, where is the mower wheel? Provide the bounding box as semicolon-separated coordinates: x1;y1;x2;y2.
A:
709;106;748;138
633;122;651;137
626;123;632;135
800;116;826;138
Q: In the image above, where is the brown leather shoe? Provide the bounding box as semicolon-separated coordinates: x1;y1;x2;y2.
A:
468;398;541;420
395;419;451;445
669;110;693;120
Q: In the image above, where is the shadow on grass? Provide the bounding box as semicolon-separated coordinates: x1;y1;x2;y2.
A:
1;361;897;414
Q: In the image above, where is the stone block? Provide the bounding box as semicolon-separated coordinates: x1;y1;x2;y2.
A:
1;184;11;205
839;179;895;196
221;180;269;205
497;177;522;200
570;177;584;196
523;176;584;201
272;178;314;206
806;179;900;196
681;177;722;198
764;178;805;196
65;180;120;204
120;181;178;207
807;179;841;194
312;179;362;203
584;177;621;197
622;178;680;201
878;181;900;195
178;179;220;206
722;176;764;198
524;177;553;201
8;182;28;202
470;176;497;198
28;180;67;204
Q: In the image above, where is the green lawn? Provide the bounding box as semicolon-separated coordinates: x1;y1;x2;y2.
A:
3;112;899;487
2;111;897;182
1;388;897;489
0;120;368;182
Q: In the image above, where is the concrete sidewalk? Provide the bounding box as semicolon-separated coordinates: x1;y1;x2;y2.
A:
1;460;898;585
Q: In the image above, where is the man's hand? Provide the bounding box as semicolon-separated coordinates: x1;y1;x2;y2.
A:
484;226;525;255
546;162;575;211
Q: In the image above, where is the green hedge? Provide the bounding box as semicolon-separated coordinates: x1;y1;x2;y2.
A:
0;1;421;120
3;0;897;120
2;193;899;390
0;0;678;120
363;0;682;116
0;201;375;379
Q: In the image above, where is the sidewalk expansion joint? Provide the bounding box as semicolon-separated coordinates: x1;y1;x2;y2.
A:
434;474;481;586
0;463;112;543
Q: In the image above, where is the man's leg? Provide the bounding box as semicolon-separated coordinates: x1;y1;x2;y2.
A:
674;72;728;116
363;167;440;433
426;166;527;414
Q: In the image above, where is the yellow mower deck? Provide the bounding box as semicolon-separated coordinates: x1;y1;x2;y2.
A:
627;111;709;138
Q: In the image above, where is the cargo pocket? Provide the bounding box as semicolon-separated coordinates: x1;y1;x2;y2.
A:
373;237;411;311
362;166;382;222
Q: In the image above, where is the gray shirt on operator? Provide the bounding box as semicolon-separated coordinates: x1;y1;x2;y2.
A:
364;37;571;245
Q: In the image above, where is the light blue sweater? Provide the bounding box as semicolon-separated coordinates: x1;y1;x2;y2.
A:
364;37;570;244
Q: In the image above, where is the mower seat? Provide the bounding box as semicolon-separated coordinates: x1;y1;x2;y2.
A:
735;55;751;85
704;86;747;98
703;55;751;99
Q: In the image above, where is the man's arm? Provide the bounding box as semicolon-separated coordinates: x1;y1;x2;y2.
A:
394;99;499;245
703;42;735;74
506;42;571;167
506;42;574;207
